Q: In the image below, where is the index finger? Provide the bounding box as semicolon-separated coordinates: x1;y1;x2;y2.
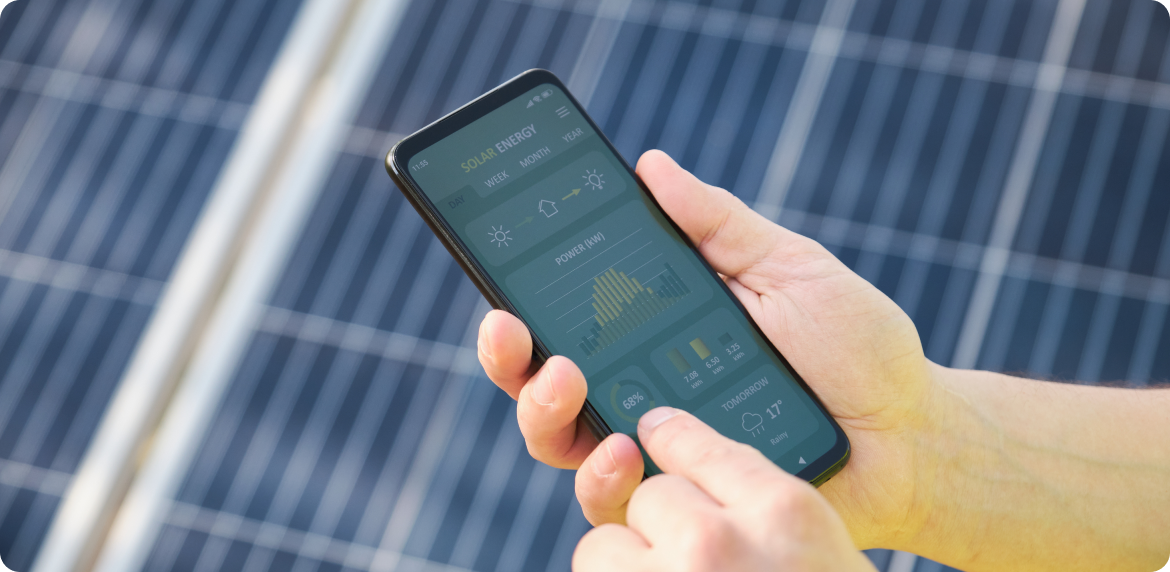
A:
636;407;787;506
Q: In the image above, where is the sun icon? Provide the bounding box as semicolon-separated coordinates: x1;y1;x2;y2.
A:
583;169;604;191
489;225;511;247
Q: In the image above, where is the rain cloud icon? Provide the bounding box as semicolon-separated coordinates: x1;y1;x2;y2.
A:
742;412;764;437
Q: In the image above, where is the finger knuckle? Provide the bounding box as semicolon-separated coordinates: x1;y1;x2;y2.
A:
759;481;820;520
677;513;740;569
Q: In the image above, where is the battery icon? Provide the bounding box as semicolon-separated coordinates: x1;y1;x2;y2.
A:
541;89;553;98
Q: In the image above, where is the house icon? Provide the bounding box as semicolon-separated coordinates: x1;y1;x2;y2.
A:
539;200;558;217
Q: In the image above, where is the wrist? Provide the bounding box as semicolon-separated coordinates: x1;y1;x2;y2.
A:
890;362;994;566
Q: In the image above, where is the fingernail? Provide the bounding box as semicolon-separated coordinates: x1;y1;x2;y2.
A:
532;366;556;405
478;322;492;359
638;407;679;434
594;439;617;477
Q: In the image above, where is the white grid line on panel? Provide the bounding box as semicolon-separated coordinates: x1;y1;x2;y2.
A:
753;0;854;218
366;280;488;557
884;0;1023;327
1005;4;1136;379
163;500;475;572
62;0;402;566
507;0;1170;111
0;0;124;227
490;463;562;572
0;458;73;498
0;248;163;304
950;0;1088;371
446;412;526;569
256;307;483;379
4;299;118;466
787;210;1170;308
1068;5;1165;382
0;61;251;130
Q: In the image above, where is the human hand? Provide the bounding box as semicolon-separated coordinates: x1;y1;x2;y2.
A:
477;150;939;549
572;407;877;572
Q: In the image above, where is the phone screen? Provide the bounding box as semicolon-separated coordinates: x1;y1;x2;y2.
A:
397;79;844;476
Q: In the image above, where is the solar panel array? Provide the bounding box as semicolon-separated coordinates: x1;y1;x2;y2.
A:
1;0;1167;570
0;0;303;568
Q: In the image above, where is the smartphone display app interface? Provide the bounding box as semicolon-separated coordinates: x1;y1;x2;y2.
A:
407;84;837;474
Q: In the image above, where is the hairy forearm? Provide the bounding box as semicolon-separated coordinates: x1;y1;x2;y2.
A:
901;364;1170;572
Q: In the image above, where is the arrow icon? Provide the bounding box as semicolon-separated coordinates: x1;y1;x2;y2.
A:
514;216;533;228
562;188;581;200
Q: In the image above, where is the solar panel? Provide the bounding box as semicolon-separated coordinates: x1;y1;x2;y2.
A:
0;0;303;568
3;0;1167;570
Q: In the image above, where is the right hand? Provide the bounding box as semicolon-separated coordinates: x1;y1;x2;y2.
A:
478;150;942;551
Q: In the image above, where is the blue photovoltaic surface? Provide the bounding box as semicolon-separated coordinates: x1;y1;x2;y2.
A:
0;0;303;568
2;0;1168;571
140;1;1170;571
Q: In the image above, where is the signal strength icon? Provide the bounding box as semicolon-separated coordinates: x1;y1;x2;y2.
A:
526;100;534;108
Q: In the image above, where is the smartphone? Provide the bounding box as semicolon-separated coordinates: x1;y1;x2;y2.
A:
385;69;849;483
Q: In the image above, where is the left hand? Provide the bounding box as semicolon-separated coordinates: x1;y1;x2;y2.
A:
572;407;877;572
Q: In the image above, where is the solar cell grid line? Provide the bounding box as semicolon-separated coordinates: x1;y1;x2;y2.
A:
0;0;122;227
489;463;562;572
233;207;435;549
287;168;394;322
1122;134;1170;384
1131;236;1170;385
817;0;924;224
354;310;494;569
226;356;373;572
385;0;484;137
883;15;1026;340
0;457;71;497
6;295;122;465
444;406;526;570
180;348;334;571
950;0;1087;372
1067;17;1163;383
652;6;750;163
337;341;492;560
91;0;411;559
1008;85;1120;370
750;0;850;217
764;0;882;219
685;26;772;182
21;0;325;566
2;298;134;551
564;0;632;108
627;1;734;158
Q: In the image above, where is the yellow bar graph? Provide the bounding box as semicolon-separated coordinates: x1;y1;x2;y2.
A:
578;264;693;357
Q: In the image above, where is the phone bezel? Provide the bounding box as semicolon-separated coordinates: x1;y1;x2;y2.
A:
385;69;849;486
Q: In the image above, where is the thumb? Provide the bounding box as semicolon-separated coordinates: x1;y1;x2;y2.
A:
636;407;793;506
635;150;803;278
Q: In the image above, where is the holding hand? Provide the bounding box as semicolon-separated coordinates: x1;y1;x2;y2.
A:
478;149;937;550
477;150;1170;571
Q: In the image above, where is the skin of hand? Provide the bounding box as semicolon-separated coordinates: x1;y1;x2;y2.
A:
477;150;1170;571
571;407;877;572
478;149;936;552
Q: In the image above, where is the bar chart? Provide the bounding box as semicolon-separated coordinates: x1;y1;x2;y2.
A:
577;264;692;356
